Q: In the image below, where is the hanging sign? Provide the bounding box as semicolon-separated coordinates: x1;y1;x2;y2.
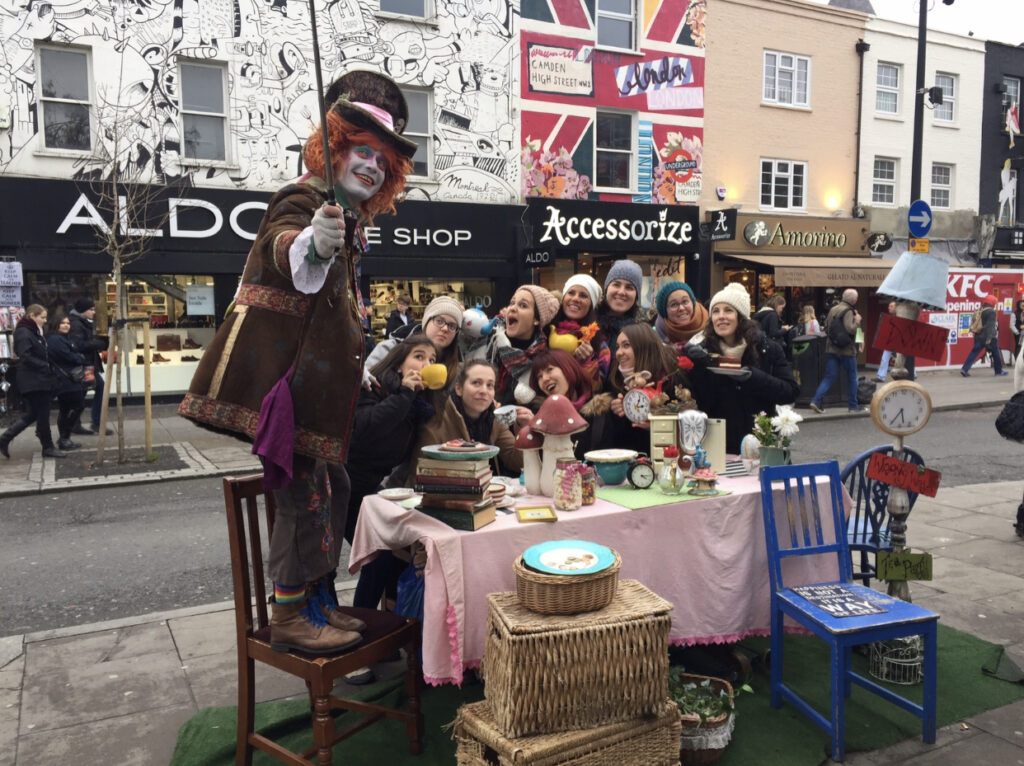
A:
186;285;215;316
0;262;23;286
874;314;948;362
865;452;942;497
877;551;933;581
0;286;21;305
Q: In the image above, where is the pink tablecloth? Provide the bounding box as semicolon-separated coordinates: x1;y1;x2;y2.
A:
349;475;844;686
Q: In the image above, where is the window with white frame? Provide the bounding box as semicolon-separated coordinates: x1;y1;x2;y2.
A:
872;157;897;205
180;62;227;161
876;62;900;115
1004;76;1021;110
595;111;633;190
762;50;810;107
760;159;806;210
930;163;953;209
400;87;431;177
38;46;92;151
380;0;425;18
999;169;1017;227
596;0;636;50
933;72;956;122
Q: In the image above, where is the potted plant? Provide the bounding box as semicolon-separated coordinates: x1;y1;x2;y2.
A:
670;668;751;765
751;404;803;466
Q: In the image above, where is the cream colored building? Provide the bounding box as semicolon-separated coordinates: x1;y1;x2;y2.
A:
701;0;867;218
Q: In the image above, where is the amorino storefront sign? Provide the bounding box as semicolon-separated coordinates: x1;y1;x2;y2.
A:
734;213;868;255
525;197;700;254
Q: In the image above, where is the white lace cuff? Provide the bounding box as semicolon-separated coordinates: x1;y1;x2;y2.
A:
288;226;331;294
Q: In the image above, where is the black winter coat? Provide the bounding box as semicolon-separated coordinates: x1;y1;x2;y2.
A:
68;312;106;373
46;332;86;395
13;322;57;394
687;332;799;453
385;308;413;338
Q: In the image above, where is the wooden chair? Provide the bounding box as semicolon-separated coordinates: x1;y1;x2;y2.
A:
759;461;938;762
223;474;424;766
840;445;925;585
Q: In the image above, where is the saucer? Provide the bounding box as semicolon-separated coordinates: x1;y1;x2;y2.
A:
379;488;415;501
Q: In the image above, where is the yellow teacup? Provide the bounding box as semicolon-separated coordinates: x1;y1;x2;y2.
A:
421;363;448;390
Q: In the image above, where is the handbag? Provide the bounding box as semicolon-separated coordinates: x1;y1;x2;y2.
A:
68;365;85;383
83;365;95;384
156;333;181;352
995;391;1024;442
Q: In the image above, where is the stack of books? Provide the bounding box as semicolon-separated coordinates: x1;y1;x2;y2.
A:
414;457;496;531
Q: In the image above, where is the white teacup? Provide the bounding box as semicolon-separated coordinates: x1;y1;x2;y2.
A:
494;404;517;428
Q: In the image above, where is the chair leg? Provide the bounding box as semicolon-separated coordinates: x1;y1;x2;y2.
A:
843;645;853;698
830;645;846;762
769;604;783;708
405;631;424;755
237;656;255;766
312;688;334;766
922;626;938;744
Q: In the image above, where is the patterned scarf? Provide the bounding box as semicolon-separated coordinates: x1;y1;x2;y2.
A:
494;332;547;395
655;302;708;347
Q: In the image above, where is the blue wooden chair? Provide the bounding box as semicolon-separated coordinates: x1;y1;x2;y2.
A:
840;445;925;586
759;461;938;762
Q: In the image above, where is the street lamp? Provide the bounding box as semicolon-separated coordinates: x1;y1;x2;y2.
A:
910;0;954;203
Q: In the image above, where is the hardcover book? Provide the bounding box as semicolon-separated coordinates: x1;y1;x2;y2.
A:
419;504;496;531
417;465;493;479
416;457;491;472
416;484;487;497
419;497;494;513
415;472;492;487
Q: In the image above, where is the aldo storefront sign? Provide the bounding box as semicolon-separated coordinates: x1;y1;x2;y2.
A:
526;198;699;254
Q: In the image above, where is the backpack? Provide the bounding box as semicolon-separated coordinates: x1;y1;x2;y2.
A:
826;307;853;348
968;308;984;335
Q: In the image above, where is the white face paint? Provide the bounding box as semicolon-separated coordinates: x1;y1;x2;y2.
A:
336;144;387;203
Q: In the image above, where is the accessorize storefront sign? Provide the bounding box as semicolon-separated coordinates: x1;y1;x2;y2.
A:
527;198;698;253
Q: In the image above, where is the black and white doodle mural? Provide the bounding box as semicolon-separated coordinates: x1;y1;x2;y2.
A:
0;0;519;202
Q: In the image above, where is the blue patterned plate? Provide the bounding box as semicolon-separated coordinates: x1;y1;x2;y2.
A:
522;540;616;576
420;443;500;461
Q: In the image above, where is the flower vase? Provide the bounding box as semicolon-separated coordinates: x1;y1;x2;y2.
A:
758;446;791;467
658;461;687;495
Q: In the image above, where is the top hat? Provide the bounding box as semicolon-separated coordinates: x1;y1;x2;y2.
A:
325;70;418;160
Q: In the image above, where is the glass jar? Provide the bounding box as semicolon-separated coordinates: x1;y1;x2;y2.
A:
553;458;583;511
657;461;687;495
580;464;596;505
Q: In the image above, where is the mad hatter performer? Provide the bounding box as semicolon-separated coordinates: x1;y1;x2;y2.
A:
178;71;416;653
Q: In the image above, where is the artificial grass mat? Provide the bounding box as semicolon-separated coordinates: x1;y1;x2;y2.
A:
171;624;1023;766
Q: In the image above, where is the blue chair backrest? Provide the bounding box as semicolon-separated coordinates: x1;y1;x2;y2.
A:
840;445;924;547
759;461;852;594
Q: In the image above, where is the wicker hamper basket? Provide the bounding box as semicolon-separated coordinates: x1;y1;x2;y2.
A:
454;698;682;766
482;580;672;738
676;673;735;766
514;551;620;615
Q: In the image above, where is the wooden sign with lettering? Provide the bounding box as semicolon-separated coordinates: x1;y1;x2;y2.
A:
877;551;933;581
873;313;947;362
866;452;942;497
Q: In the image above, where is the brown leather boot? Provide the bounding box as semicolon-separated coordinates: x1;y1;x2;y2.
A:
269;599;362;655
311;578;367;633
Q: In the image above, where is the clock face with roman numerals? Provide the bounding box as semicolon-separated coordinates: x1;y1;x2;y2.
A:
870;381;933;437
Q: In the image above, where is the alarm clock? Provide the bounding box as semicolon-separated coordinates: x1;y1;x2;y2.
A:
622;388;653;423
627;454;656;489
869;380;933;437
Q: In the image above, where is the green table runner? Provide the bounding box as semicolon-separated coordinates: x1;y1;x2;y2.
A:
596;485;731;510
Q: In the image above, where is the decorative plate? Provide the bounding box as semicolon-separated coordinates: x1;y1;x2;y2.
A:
400;495;423;510
495;496;516;509
523;539;616;576
708;367;748;377
379;487;415;501
489;476;526;496
421;443;500;461
583;448;639;464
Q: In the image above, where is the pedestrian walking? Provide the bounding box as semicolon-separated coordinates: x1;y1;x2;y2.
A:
0;304;63;459
46;312;87;451
1011;298;1024;359
809;288;863;413
961;295;1008;377
67;297;112;435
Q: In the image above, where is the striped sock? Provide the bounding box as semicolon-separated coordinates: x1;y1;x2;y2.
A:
274;582;306;604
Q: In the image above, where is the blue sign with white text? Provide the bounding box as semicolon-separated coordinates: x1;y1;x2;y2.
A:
908;200;932;238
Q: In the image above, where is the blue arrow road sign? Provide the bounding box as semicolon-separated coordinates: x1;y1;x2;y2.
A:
908;199;932;238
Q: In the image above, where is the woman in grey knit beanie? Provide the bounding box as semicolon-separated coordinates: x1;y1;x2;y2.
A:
598;259;643;357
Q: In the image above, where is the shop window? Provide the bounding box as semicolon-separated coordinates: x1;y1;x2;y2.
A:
933;72;956;123
380;0;426;17
763;50;810;108
401;87;431;177
999;169;1017;227
1002;76;1020;136
367;279;494;339
180;61;227;162
872;157;897;206
596;0;636;51
930;163;952;210
595;111;634;190
38;46;92;151
876;62;900;115
760;159;805;211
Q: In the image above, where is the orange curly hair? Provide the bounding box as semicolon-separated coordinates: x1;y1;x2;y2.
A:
303;112;413;222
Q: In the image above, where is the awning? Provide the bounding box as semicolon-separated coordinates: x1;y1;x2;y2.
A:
718;254;894;287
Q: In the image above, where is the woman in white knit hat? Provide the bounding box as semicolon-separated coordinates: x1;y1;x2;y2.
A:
363;295;464;395
549;274;611;393
683;282;798;454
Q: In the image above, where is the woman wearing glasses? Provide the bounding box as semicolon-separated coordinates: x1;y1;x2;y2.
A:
363;295;464;394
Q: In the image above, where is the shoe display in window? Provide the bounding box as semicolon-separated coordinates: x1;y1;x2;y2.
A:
182;355;200;362
182;338;202;349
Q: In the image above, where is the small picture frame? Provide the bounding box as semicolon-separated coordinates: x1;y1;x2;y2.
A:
515;505;557;523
